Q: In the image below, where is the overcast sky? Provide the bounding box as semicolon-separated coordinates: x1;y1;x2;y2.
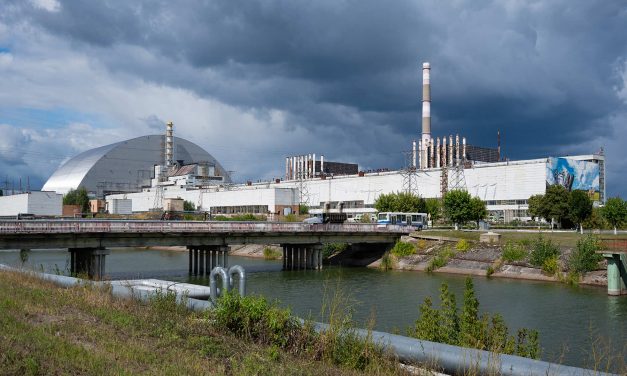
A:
1;0;625;197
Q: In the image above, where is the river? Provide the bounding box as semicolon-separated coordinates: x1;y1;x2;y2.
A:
1;247;625;370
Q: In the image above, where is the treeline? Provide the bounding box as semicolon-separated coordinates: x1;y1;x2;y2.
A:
374;190;487;229
529;186;627;233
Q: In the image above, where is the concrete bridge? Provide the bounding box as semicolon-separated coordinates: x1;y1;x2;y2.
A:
0;220;409;279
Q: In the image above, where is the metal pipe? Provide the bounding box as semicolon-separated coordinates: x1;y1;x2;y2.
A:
456;134;460;164
209;266;230;301
228;265;246;296
462;137;467;162
442;136;447;167
449;135;454;166
417;141;422;169
436;137;441;168
320;155;324;175
412;140;417;168
312;153;316;177
309;322;617;376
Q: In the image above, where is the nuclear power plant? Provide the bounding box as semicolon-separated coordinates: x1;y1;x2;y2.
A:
2;62;605;222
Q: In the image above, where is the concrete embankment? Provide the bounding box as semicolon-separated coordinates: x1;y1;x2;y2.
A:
367;235;608;288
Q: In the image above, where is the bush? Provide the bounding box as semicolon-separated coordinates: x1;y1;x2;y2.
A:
379;252;393;271
569;235;603;273
213;214;267;221
284;213;299;222
417;239;427;250
390;242;416;257
529;235;560;267
183;200;195;211
502;241;527;262
214;293;305;349
263;247;281;260
412;278;540;358
542;256;559;275
455;239;471;252
426;246;456;272
322;243;348;259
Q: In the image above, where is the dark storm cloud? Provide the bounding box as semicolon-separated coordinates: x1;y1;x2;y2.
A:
5;0;627;194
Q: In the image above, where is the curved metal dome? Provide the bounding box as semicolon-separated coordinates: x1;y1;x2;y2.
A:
42;135;231;195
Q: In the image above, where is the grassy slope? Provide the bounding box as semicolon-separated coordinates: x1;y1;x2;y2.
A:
422;230;627;247
0;271;391;376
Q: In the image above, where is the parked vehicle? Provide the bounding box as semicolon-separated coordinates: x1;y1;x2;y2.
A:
376;212;428;229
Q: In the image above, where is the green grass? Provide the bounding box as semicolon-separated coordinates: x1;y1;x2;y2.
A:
0;271;402;375
426;246;457;272
423;230;627;248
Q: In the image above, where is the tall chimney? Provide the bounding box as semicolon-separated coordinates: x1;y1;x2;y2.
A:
442;136;447;167
421;62;431;145
165;121;174;167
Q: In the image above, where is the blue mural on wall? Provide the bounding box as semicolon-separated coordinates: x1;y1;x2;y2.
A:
546;157;600;199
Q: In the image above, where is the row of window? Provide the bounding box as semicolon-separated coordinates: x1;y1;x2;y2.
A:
210;205;269;214
485;199;528;206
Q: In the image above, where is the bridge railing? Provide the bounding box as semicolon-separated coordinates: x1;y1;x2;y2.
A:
0;220;412;234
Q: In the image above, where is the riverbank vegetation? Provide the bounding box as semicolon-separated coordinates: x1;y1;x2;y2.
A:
0;270;403;375
412;278;540;359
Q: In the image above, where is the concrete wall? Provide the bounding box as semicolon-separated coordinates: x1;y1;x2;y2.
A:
0;192;62;216
104;158;561;221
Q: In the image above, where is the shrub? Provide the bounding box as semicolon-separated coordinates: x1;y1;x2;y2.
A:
214;293;304;349
569;235;603;273
322;243;348;259
412;278;540;359
263;247;281;260
456;239;471;252
390;242;416;257
284;213;299;222
379;252;393;271
502;241;527;262
486;265;495;277
529;235;560;267
542;256;559;275
426;246;456;272
417;239;427;250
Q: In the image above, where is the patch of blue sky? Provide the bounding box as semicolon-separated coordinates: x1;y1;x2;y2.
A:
0;47;10;53
0;107;111;130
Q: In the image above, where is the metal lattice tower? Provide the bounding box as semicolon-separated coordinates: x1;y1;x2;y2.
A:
400;151;420;196
153;185;164;210
448;160;467;192
298;168;310;210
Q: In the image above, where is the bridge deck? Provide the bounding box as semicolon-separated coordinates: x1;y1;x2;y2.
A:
0;220;409;249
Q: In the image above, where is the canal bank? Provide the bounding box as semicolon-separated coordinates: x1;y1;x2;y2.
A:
0;247;625;370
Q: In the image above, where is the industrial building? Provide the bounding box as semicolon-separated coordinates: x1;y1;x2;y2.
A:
38;62;606;223
42;126;231;196
0;191;62;217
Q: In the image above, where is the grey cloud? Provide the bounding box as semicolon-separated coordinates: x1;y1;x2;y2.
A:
2;0;627;195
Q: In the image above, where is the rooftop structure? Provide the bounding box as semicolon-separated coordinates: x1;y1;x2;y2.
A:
42;135;231;196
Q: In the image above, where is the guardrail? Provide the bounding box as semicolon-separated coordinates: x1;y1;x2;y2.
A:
0;220;412;235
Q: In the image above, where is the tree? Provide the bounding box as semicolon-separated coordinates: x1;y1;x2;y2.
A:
183;200;196;211
527;194;543;221
425;198;442;222
374;192;426;213
539;185;570;228
602;197;627;235
569;190;592;234
443;190;473;230
63;187;90;213
469;197;487;229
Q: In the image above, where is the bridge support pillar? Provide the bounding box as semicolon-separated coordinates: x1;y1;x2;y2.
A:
68;247;110;280
604;253;627;296
282;244;323;270
187;245;230;276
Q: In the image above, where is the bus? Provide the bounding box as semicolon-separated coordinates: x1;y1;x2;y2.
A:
377;212;428;229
